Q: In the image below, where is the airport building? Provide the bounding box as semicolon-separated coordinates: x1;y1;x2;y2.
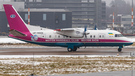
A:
121;15;135;27
0;2;72;34
12;0;106;28
0;9;72;33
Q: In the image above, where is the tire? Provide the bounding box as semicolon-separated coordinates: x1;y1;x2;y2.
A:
67;48;73;52
73;47;77;52
118;48;122;52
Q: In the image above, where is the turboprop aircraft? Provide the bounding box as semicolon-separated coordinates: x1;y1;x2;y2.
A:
3;4;133;52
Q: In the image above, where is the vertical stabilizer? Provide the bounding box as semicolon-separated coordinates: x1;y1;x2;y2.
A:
3;4;29;32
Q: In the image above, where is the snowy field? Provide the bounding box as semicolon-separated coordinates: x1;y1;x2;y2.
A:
0;37;26;43
0;55;134;76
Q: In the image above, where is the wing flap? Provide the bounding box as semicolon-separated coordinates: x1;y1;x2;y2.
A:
9;29;26;37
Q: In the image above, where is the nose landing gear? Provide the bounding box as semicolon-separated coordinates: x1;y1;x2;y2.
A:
118;46;123;52
118;48;122;52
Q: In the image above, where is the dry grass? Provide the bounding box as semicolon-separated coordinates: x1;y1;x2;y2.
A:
131;42;135;46
0;56;135;76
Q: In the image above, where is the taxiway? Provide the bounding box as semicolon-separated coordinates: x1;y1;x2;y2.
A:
0;47;134;55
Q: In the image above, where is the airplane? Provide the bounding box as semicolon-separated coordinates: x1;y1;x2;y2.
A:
3;4;133;52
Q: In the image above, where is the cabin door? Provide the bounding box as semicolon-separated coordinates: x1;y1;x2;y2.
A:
43;34;46;38
40;33;46;38
98;33;105;42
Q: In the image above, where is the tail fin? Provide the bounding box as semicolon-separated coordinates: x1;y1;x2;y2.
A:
3;4;29;32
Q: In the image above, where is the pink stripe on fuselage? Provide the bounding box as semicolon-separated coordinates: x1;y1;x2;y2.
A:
9;35;130;43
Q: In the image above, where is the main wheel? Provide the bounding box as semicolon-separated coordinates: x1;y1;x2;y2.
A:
118;48;122;52
67;48;73;52
73;47;77;52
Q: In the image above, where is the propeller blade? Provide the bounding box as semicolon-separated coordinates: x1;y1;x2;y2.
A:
83;26;87;38
94;25;97;30
84;26;87;32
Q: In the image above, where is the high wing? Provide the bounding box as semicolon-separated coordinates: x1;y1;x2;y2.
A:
55;28;89;38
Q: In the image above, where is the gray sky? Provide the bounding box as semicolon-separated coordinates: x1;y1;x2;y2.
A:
102;0;135;6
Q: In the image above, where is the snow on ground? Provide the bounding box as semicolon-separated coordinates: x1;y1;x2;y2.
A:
0;37;25;43
129;38;135;42
0;55;134;76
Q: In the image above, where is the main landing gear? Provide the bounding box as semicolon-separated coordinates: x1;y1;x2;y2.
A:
67;47;77;52
118;46;123;52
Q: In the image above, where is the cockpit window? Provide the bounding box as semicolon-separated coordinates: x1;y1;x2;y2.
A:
115;34;123;37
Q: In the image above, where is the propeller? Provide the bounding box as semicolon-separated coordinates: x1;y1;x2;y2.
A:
83;26;87;38
94;25;97;30
83;26;88;49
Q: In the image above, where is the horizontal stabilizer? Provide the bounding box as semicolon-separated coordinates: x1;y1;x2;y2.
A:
9;29;26;37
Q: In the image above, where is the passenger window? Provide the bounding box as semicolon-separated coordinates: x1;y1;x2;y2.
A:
90;35;92;38
99;35;101;38
33;32;36;34
93;35;95;38
49;35;51;38
66;36;68;38
58;35;60;38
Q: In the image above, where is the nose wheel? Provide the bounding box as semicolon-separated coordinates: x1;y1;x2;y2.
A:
118;48;122;52
118;46;123;52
